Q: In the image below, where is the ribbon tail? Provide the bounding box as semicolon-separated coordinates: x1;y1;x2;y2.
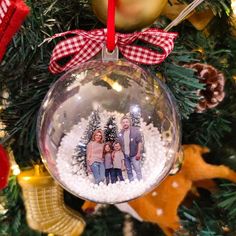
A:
119;45;170;65
49;40;103;74
117;29;178;65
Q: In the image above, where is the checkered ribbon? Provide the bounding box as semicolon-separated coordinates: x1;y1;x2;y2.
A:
48;28;178;74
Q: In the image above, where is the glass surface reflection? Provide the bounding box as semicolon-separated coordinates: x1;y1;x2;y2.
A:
37;60;181;203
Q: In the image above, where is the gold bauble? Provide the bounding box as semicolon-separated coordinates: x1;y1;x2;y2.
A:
92;0;168;32
18;165;85;236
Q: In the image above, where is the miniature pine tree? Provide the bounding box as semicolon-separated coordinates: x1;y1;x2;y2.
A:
129;105;141;127
104;116;118;143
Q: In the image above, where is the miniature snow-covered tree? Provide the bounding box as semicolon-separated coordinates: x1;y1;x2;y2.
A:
129;105;141;127
104;116;118;143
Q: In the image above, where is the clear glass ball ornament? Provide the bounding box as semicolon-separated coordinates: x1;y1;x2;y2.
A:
37;60;181;203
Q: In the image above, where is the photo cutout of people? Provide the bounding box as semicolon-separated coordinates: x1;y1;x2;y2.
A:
85;113;143;185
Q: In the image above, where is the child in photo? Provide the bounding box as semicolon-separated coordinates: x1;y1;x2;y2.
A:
112;142;125;182
103;142;115;185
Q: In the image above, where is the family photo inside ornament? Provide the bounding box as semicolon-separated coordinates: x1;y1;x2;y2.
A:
37;60;181;203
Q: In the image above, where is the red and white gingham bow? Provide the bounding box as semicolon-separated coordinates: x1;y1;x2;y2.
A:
48;28;178;74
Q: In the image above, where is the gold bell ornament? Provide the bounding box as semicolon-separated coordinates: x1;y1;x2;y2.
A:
17;165;85;236
92;0;168;32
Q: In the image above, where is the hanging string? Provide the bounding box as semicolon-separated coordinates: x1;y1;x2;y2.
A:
106;0;116;52
164;0;205;32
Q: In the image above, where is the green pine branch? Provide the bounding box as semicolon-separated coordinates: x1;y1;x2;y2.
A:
182;78;236;147
83;206;125;236
183;109;232;146
179;200;234;236
163;62;204;119
215;182;236;223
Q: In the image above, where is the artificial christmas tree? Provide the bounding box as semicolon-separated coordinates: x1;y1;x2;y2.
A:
0;0;236;235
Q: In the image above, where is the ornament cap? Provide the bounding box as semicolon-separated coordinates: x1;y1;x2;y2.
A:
102;44;119;62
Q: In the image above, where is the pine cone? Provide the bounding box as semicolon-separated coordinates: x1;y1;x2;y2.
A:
185;63;225;113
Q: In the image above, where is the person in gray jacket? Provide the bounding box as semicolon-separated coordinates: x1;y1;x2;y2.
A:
118;115;142;181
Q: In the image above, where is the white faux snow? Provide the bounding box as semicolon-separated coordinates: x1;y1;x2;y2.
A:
56;110;172;203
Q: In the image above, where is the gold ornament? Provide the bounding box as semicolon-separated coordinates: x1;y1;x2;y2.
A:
161;0;214;31
17;165;85;236
231;0;236;36
92;0;168;32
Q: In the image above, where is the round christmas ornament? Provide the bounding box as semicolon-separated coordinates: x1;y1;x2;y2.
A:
92;0;168;32
38;0;179;203
37;59;181;203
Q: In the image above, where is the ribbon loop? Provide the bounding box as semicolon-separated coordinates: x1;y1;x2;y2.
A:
48;28;178;74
